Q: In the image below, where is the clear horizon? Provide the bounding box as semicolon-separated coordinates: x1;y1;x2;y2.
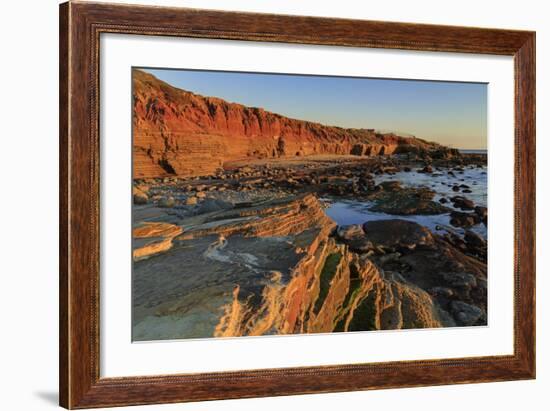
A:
141;67;487;150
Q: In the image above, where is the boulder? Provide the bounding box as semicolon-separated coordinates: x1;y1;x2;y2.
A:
133;193;148;205
378;180;402;192
450;196;475;210
159;196;175;208
362;219;435;250
133;186;148;205
464;230;486;249
429;286;454;298
442;272;477;289
336;225;364;241
336;225;373;253
475;206;487;215
474;206;488;225
185;196;198;205
463;230;487;259
450;301;484;326
368;187;450;215
450;211;478;228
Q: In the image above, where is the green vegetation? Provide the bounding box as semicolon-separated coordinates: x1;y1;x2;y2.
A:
334;278;363;332
347;290;378;331
313;252;342;314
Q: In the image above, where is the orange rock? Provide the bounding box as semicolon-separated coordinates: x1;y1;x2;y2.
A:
133;222;183;261
133;69;442;178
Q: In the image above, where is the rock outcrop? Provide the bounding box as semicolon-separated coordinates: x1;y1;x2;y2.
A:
131;193;486;341
133;222;183;261
214;237;449;337
133;69;449;178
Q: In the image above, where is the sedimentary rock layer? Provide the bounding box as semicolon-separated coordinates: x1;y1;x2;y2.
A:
132;222;183;261
133;69;448;178
131;192;484;341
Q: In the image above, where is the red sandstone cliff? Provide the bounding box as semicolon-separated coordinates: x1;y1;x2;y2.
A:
133;69;443;178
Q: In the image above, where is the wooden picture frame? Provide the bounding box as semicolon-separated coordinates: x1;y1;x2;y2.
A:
59;1;535;408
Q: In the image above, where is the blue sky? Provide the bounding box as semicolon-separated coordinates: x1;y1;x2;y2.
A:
141;67;487;149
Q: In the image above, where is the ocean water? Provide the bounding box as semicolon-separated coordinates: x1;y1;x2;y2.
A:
325;165;488;239
459;149;488;155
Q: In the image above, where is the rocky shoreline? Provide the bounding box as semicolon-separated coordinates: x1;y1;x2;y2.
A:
132;152;487;341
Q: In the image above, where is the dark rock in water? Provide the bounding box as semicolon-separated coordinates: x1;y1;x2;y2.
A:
448;171;456;177
452;185;460;192
475;206;487;219
358;174;374;185
439;197;448;204
378;180;402;192
363;219;435;250
475;206;488;226
368;187;450;215
418;165;433;173
450;211;479;228
364;180;376;191
462;189;472;193
450;301;484;326
403;166;412;172
450;196;475;210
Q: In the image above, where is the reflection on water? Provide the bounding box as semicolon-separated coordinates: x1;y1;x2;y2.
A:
325;166;487;239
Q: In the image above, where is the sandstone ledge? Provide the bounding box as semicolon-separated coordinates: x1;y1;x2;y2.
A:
132;190;486;341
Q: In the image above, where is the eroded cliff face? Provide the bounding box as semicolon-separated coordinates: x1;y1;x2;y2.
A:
132;69;445;178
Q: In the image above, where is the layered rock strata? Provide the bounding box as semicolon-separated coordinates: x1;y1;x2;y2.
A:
131;192;485;341
132;222;183;261
133;70;454;178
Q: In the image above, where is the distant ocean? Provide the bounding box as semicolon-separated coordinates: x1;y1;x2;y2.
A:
459;149;488;155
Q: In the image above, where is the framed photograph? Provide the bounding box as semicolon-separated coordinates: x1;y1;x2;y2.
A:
59;2;535;408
